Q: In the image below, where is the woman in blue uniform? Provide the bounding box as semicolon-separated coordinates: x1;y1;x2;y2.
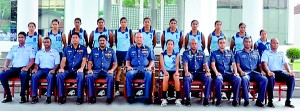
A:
26;22;42;54
160;39;181;106
185;20;205;51
114;17;134;95
230;22;252;53
46;19;67;56
68;18;88;46
254;30;270;56
139;17;157;49
207;20;226;53
89;18;113;49
161;18;183;53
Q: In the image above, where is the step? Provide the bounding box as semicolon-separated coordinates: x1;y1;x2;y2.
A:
1;52;8;58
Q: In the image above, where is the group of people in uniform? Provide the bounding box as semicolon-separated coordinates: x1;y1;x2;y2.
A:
0;17;295;108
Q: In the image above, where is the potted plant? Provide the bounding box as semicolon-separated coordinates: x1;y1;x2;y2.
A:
286;48;300;70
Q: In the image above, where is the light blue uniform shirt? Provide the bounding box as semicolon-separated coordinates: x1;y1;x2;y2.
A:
261;50;286;71
48;30;63;53
6;45;35;67
210;31;225;52
139;27;155;49
115;27;132;51
35;49;60;69
232;32;251;53
25;32;39;54
93;28;110;48
163;29;182;53
255;38;270;56
69;28;86;46
161;50;178;71
187;30;203;50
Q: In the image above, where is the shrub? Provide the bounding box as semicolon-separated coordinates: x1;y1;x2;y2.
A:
286;48;300;63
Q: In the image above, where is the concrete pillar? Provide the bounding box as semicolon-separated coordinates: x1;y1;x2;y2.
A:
287;0;294;44
177;0;185;31
17;0;38;33
104;0;112;29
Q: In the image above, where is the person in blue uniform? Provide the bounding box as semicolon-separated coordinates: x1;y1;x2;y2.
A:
125;32;154;104
31;37;60;104
139;17;157;49
26;22;42;54
230;23;252;53
86;35;117;104
159;39;181;107
46;19;67;56
56;32;87;105
254;30;270;56
68;18;88;46
0;32;35;103
210;38;241;107
235;37;267;107
161;18;184;53
115;17;134;96
183;39;212;107
89;18;113;49
185;20;205;51
207;20;226;53
262;38;295;108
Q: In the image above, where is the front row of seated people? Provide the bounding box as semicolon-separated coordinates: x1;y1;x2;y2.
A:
0;32;295;108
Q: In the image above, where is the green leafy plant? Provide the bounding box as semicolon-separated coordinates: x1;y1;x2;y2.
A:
286;48;300;63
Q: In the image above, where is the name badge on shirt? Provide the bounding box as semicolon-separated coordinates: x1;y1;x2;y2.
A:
142;49;148;54
105;51;112;57
242;55;246;58
77;50;84;53
197;55;203;59
252;55;258;59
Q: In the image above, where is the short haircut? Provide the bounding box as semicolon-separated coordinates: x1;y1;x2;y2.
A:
217;37;226;43
71;32;80;38
51;19;59;24
239;22;246;28
98;35;107;41
166;39;174;45
44;37;52;42
243;37;251;42
97;18;105;23
120;17;127;23
143;17;151;21
74;18;81;22
18;31;26;37
28;22;36;27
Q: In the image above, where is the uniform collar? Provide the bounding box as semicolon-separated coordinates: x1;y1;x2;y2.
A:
242;49;253;53
163;50;176;55
27;32;38;36
73;28;83;33
18;44;26;48
95;27;107;33
135;44;145;49
212;30;224;36
189;49;199;55
167;28;178;33
142;27;152;32
118;27;128;32
217;49;226;54
98;47;107;51
50;29;61;35
71;44;81;49
43;48;53;52
259;38;269;43
236;32;248;37
189;30;200;35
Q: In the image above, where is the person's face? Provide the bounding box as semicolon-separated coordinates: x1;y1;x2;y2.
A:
191;21;198;30
28;24;36;32
190;40;198;50
169;21;177;29
166;41;174;50
135;33;143;44
271;39;279;50
120;19;127;28
18;34;25;44
243;38;252;49
97;20;105;28
218;39;226;50
260;31;267;39
74;20;81;27
99;37;107;48
52;21;59;29
71;34;80;44
43;39;51;49
239;24;246;33
215;22;222;31
144;19;151;28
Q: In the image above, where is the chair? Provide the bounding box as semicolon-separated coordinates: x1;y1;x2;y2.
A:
264;82;287;104
212;81;232;104
55;78;82;101
3;78;30;101
85;75;115;102
239;82;258;104
29;78;57;102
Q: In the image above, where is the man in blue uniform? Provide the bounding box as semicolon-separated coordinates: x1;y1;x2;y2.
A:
30;37;60;104
183;39;212;107
235;37;267;107
262;38;295;108
0;32;35;103
86;35;117;104
56;32;87;105
125;32;154;104
210;38;241;107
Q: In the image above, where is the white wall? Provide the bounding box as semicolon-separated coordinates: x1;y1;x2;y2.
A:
294;14;300;48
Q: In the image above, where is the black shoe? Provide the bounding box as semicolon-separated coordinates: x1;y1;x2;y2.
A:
203;99;209;106
76;98;83;105
58;97;66;105
45;97;51;104
2;97;12;103
244;101;249;107
255;101;265;107
106;98;113;104
89;97;96;104
267;102;275;108
216;100;221;107
127;97;134;104
31;97;38;104
232;100;238;107
285;100;295;108
19;96;27;104
185;100;191;107
144;98;152;105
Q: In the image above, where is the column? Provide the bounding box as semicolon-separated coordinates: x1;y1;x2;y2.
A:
17;0;38;33
139;0;144;28
151;0;157;29
64;0;74;39
287;0;294;44
177;0;184;31
242;0;263;42
104;0;112;29
81;0;99;34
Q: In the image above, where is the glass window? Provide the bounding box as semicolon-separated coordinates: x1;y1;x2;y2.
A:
0;0;17;41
